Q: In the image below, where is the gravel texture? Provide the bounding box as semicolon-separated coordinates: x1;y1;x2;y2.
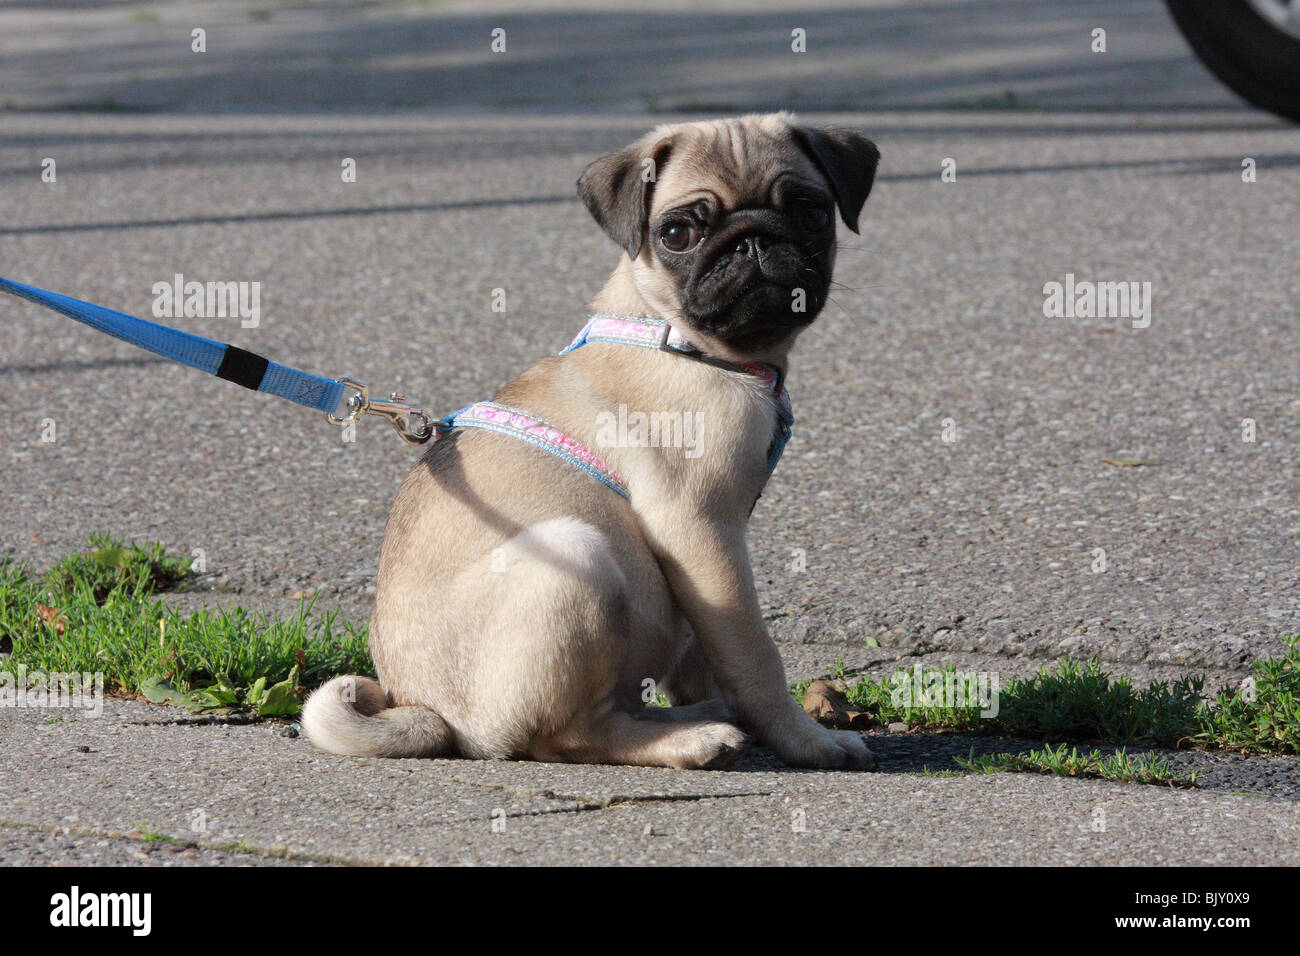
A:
3;108;1296;673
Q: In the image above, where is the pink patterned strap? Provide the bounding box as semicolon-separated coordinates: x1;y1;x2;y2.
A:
563;314;694;352
446;401;628;499
441;316;794;500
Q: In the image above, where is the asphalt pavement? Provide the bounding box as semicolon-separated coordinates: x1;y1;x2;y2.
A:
1;0;1297;865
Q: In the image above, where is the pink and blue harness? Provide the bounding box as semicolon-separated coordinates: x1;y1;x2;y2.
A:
436;315;794;500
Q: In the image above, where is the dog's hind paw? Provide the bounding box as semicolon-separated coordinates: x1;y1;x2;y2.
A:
684;722;751;770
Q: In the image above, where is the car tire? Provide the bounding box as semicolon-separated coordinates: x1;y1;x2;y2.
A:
1164;0;1300;123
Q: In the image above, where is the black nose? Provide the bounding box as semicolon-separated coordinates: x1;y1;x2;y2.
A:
733;234;772;259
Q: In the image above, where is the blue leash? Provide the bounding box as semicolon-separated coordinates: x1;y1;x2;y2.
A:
0;276;434;443
2;277;792;498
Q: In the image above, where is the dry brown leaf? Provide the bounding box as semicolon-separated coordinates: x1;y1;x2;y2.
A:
35;604;67;634
1103;458;1160;467
802;679;876;729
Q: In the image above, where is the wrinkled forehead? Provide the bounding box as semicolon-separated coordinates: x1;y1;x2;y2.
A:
649;120;826;215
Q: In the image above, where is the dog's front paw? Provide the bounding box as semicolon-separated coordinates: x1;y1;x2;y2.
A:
773;726;876;771
827;729;876;770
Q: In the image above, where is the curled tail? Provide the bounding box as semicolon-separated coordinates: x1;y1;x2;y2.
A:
302;676;451;758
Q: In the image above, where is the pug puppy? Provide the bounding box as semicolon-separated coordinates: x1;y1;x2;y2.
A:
303;113;880;770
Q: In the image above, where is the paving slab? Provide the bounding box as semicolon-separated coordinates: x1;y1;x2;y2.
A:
3;700;1296;865
2;701;582;865
0;826;300;867
433;780;1298;867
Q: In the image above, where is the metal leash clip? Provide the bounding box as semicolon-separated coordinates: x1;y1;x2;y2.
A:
326;378;437;445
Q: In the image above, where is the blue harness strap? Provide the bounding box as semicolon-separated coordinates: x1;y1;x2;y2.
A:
0;276;346;414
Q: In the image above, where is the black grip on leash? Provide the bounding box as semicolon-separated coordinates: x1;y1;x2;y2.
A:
215;345;269;391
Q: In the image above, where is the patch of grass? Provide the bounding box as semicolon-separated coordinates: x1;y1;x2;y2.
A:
130;821;179;843
43;531;190;602
1;535;372;717
839;662;990;731
796;638;1300;755
1194;642;1300;754
993;658;1203;747
958;744;1198;789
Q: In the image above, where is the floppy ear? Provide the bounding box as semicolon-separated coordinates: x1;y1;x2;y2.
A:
791;127;880;234
577;135;672;258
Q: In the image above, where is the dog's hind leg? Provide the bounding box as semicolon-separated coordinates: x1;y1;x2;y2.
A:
529;706;749;769
409;516;745;768
358;513;733;768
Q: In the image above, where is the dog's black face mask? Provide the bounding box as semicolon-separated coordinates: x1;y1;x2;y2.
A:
650;185;838;351
578;120;880;356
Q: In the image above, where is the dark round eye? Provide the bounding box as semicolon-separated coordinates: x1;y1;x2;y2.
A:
799;204;832;232
660;221;702;253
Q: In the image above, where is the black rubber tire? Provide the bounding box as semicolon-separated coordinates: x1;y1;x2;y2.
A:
1164;0;1300;123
